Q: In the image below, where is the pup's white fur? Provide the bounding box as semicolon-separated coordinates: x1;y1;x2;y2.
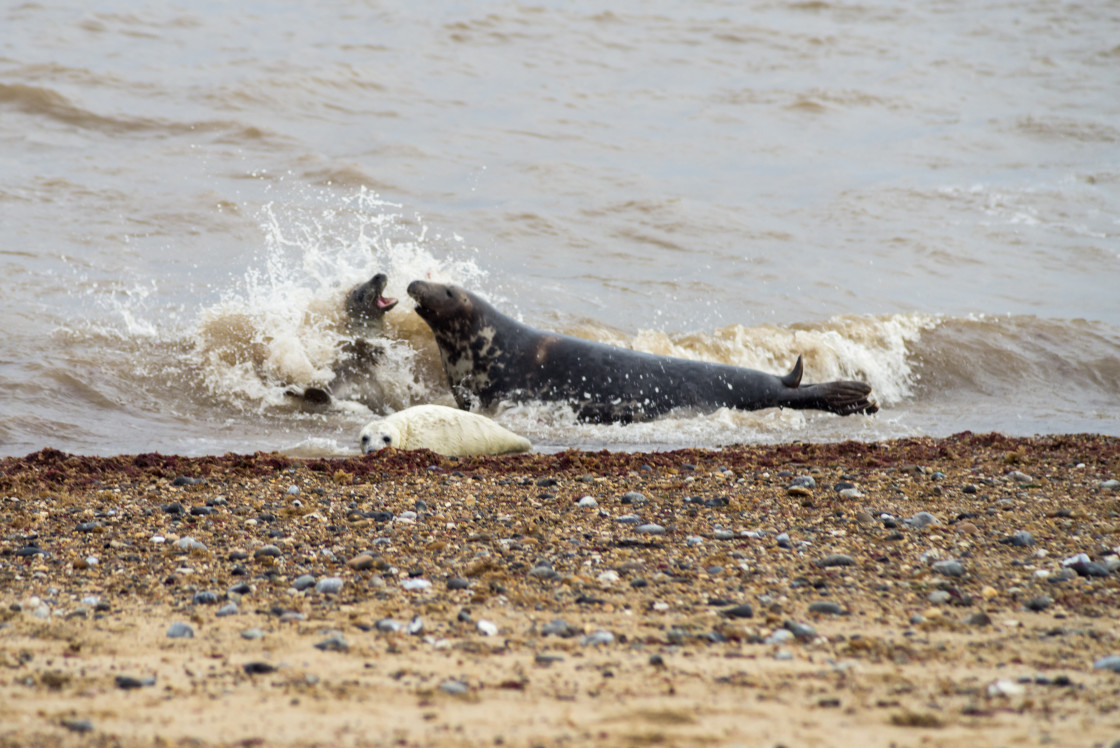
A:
360;404;531;457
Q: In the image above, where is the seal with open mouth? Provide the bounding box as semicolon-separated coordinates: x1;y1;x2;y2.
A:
407;280;878;423
294;273;399;406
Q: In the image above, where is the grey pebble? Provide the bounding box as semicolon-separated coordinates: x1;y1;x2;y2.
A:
1100;479;1120;492
965;611;991;626
476;619;499;637
932;560;966;578
620;492;647;505
838;487;863;500
636;524;666;535
785;621;818;640
686;535;704;547
713;530;736;540
291;574;316;591
243;662;277;675
375;618;402;633
192;591;219;605
286;484;300;495
905;512;939;529
581;630;614;647
407;616;424;635
166;622;194;639
241;628;264;640
216;602;239;617
720;604;754;619
764;629;794;645
615;514;642;525
447;577;470;590
60;718;94;733
928;590;951;605
314;635;349;652
439;679;469;696
400;578;432;591
577;496;599;508
174;537;207;552
314;577;344;594
1093;655;1120;673
817;553;856;568
254;544;282;558
1001;531;1035;547
808;601;845;616
776;533;792;549
1007;470;1033;483
542;619;580;638
115;675;156;690
1025;596;1053;612
789;475;816;489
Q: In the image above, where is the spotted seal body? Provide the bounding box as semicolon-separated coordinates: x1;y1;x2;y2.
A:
407;280;878;423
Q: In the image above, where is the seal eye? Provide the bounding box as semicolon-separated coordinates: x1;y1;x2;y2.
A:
382;435;392;444
360;435;369;446
446;289;453;298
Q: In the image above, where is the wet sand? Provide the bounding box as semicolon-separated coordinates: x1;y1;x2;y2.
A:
2;433;1119;747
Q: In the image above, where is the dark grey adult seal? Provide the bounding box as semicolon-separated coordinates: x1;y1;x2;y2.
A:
407;280;878;423
292;273;397;405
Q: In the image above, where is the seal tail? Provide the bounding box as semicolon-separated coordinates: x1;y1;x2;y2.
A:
779;355;878;415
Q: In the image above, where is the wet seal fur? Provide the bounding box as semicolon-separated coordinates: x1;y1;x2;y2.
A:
291;273;398;406
407;280;879;423
360;404;532;457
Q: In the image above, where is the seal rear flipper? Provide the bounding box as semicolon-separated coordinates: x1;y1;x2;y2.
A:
780;355;804;388
284;386;333;406
795;380;878;416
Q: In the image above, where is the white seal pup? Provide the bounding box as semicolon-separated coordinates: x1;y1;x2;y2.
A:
359;404;532;457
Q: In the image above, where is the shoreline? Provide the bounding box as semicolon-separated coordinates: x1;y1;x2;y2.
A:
2;432;1119;747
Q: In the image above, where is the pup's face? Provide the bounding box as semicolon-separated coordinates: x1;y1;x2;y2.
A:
359;420;401;454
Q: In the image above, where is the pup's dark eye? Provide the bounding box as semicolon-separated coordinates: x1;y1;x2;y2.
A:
382;435;392;444
360;435;369;445
446;289;453;298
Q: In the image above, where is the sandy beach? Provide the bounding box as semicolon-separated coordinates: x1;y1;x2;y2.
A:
2;432;1119;747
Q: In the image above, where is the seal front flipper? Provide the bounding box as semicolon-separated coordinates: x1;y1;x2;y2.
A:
791;380;878;416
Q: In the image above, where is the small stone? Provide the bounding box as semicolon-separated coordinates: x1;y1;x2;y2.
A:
60;718;94;733
1001;531;1035;547
75;521;101;533
686;535;703;547
1007;471;1033;483
447;577;470;590
1093;655;1120;673
789;475;816;489
401;578;431;591
928;590;951;605
784;621;818;640
407;616;424;635
115;675;155;690
172;476;204;486
216;602;239;617
439;679;469;696
817;554;856;568
932;560;966;578
1099;479;1120;491
966;611;992;626
713;530;735;540
615;514;642;525
347;554;375;570
286;485;300;495
174;536;207;552
620;492;646;505
375;618;402;633
243;662;277;675
765;629;794;645
581;630;614;647
477;619;499;637
166;622;194;639
720;604;754;619
808;601;845;616
649;654;665;667
241;628;264;640
905;512;939;530
1025;596;1053;612
787;486;812;498
577;496;599;508
987;679;1025;697
838;488;863;500
254;545;282;559
314;635;349;652
636;523;666;535
192;591;219;605
291;575;316;591
776;533;792;549
314;577;344;594
542;619;579;638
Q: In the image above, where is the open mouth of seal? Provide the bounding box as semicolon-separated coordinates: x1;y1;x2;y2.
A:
377;295;398;311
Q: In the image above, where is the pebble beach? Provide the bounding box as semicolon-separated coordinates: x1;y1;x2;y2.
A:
2;432;1120;747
